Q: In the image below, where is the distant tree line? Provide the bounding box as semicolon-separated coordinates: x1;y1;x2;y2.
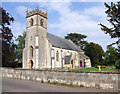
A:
65;1;120;68
65;33;119;67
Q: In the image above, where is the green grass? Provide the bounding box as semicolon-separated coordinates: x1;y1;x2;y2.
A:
67;66;117;72
56;66;117;72
47;81;74;87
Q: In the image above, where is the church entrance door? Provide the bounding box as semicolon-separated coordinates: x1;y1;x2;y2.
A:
79;60;82;67
29;60;33;69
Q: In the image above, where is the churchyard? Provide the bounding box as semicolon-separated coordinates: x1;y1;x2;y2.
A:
57;66;118;72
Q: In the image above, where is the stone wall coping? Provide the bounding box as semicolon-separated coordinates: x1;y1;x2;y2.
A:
1;67;120;74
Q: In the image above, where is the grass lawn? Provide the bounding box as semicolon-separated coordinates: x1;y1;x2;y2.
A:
60;66;118;72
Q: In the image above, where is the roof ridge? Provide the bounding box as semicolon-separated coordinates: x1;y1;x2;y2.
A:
47;33;69;41
47;33;83;52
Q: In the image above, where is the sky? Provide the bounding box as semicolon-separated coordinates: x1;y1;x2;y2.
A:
1;0;118;51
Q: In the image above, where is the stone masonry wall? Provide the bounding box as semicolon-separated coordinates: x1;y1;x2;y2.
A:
1;68;119;91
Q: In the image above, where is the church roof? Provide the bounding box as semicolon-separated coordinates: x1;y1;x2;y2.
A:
79;53;89;59
47;33;83;52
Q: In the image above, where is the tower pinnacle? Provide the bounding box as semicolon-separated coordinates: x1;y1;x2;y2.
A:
37;3;38;10
26;8;28;17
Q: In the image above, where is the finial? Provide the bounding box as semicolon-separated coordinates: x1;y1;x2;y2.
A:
46;9;47;15
26;8;28;17
37;3;38;9
26;8;28;13
36;3;39;12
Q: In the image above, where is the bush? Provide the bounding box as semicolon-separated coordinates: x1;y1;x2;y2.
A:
10;61;18;68
53;82;58;85
101;66;106;68
48;80;50;83
115;59;120;69
95;65;106;68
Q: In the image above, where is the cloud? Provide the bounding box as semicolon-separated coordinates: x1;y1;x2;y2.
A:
11;21;26;38
15;6;28;17
48;3;103;36
84;5;105;17
47;2;116;50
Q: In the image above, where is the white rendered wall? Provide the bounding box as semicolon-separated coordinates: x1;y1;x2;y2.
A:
51;47;79;68
86;59;91;67
45;38;52;68
35;49;39;68
35;36;39;46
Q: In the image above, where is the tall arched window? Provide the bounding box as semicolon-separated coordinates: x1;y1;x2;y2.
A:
30;18;33;26
56;50;59;62
40;19;44;27
75;53;77;60
29;46;33;59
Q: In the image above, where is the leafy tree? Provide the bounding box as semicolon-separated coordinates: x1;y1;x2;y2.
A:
99;2;120;46
1;7;16;67
84;42;105;67
115;59;120;69
104;46;119;66
15;32;26;62
65;33;88;49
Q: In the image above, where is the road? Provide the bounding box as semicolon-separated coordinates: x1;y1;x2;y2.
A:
2;77;117;92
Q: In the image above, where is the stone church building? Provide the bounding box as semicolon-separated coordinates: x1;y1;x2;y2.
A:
22;6;91;69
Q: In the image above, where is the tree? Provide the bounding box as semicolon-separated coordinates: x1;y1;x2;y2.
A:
115;59;120;69
1;7;16;67
104;46;119;66
99;2;120;46
15;32;26;62
84;42;104;67
65;33;88;50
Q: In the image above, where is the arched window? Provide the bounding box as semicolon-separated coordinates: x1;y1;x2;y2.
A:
51;49;54;58
29;46;33;59
56;50;59;62
75;53;77;60
30;18;33;26
40;19;44;27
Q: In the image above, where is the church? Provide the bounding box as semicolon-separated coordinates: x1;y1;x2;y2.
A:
22;6;91;69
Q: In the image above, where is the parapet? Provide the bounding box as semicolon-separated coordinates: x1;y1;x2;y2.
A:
26;8;47;19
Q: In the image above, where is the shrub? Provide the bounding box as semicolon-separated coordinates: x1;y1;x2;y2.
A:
10;61;18;68
48;80;50;83
95;65;106;68
60;83;66;86
53;81;58;85
115;59;120;69
101;66;106;68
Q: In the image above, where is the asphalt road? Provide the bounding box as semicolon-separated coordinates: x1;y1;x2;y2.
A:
2;77;117;92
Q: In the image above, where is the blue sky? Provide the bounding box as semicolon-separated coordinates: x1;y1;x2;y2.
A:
2;1;117;51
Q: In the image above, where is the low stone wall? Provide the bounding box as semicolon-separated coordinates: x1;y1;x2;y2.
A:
1;68;120;91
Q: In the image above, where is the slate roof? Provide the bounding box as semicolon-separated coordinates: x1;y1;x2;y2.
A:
79;52;89;59
47;33;83;52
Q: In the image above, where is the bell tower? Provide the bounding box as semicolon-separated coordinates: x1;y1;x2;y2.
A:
24;5;48;69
